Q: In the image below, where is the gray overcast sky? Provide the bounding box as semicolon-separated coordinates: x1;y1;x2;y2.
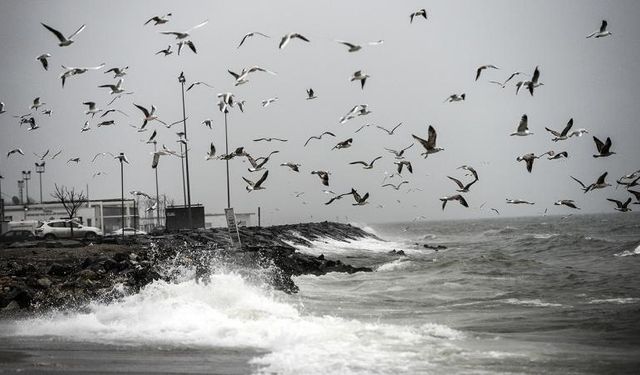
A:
1;0;639;225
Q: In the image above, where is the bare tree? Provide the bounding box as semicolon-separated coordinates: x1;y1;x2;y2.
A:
51;184;87;237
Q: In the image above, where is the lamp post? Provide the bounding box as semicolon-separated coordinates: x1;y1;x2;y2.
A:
178;137;187;206
35;162;45;204
117;152;126;240
152;141;161;227
0;174;4;222
18;180;24;205
217;93;235;209
21;171;31;206
178;71;193;228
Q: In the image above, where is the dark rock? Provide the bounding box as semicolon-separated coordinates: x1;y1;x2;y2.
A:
48;263;73;277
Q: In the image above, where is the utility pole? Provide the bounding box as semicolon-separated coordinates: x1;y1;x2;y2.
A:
22;171;31;206
0;174;4;223
18;180;24;205
119;153;125;240
178;71;193;228
35;162;45;204
224;111;231;208
152;141;161;227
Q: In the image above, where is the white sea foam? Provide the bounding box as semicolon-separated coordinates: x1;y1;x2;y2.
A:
4;271;465;375
283;236;418;257
614;244;640;257
501;298;563;308
376;258;413;272
588;297;639;305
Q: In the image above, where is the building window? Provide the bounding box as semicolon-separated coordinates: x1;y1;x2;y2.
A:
87;218;92;226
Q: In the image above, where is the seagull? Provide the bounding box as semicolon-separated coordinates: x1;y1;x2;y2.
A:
592;136;615;158
205;143;216;160
91;152;115;162
186;81;214;92
607;198;632;212
324;192;353;206
60;63;106;87
51;150;63;160
146;201;158;212
144;13;172;26
261;97;278;107
586;20;612;38
7;148;24;158
568;128;589;138
545;118;574;141
237;31;270;48
36;53;51;70
67;157;80;163
628;190;640;205
413;125;444;158
511;114;534;136
457;165;479;180
506;199;535;205
33;149;50;160
155;45;173;56
311;170;330;186
280;162;301;172
92;171;107;178
376;122;402;135
243;170;269;191
554;200;580;209
410;9;428;23
100;108;128;118
385;144;414;159
306;88;317;100
151;145;178;168
245;154;274;172
279;32;310;49
571;172;610;193
41;23;86;47
503;71;524;85
114;153;129;164
476;64;499;81
27;118;39;131
304;131;335;146
134;103;167;128
525;66;541;96
41;109;52;116
394;160;413;174
382;181;409;190
176;40;197;55
355;124;372;133
98;78;127;94
201;119;213;129
332;138;353;150
444;93;465;103
491;208;500;215
160;19;208;39
447;176;478;193
104;66;128;78
515;80;544;95
516;152;553;173
146;130;157;144
616;175;640;189
350;188;370;206
548;151;568;160
349;156;382;169
0;102;5;114
339;104;371;124
254;137;287;143
30;97;46;110
336;40;363;52
440;195;469;210
97;120;115;127
350;70;370;89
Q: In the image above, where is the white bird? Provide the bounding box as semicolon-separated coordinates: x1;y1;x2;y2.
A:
91;152;115;162
280;162;301;172
332;138;353;150
30;97;46;110
80;121;91;132
593;136;615;158
67;157;80;163
144;13;172;26
607;198;632;212
410;9;428;23
394;160;413;175
586;20;612;38
349;156;382;170
350;188;370;206
98;78;126;95
155;45;173;56
524;66;541;96
568;128;589;138
476;64;499;81
384;144;413;159
376;122;402;135
554;200;580;209
261;97;279;107
205;143;216;160
447;176;478;193
545;118;574;141
510;114;534;136
382;181;409;190
104;66;128;78
217;92;235;113
201;119;213;129
571;172;610;193
83;101;101;117
444;93;466;103
41;23;86;47
237;31;270;48
412;125;444;158
229;65;277;86
440;195;468;210
243;170;269;191
36;53;51;70
60;63;106;87
506;199;535;205
516;152;553;173
160;19;208;39
97;120;115;127
548;151;568;160
7;148;25;157
134;103;166;128
254;137;287;142
306;88;317;100
279;32;310;49
304;131;335;147
350;70;370;89
186;81;214;92
311;170;330;186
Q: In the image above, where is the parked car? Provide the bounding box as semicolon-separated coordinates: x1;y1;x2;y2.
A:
109;228;147;236
0;230;36;245
35;219;103;240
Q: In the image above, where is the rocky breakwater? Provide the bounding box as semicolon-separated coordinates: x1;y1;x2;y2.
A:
0;222;374;314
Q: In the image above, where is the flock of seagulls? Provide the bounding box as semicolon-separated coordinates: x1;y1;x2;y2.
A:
1;9;636;220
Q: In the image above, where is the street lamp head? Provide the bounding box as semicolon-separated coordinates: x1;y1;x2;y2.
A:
178;71;185;83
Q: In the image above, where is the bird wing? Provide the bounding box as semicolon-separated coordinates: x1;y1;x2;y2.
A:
237;33;251;48
293;33;310;42
606;198;622;208
427;126;437;149
525;159;534;173
279;35;290;49
370;156;382;166
41;23;66;43
391;122;402;133
242;176;254;186
337;40;357;49
255;170;269;187
447;176;464;189
475;67;483;81
349;161;368;166
545;127;561;137
458;195;469;207
592;136;604;152
570;176;586;188
134;104;150;118
412;134;429;150
322;131;336;138
602;137;612;153
628;190;640;201
596;172;608;184
600;20;608;32
68;24;86;39
531;66;540;84
517;114;528;132
561;118;574;136
376;125;391;134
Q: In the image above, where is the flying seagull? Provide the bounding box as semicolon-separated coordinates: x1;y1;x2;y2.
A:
440;195;468;210
36;53;51;70
447;176;478;193
394;160;413;175
30;97;46;110
254;137;287;142
506;199;535;205
516;151;553;173
205;143;216;160
134;103;166;128
385;144;413;159
350;188;370;206
67;157;81;163
186;81;214;92
7;148;25;158
332;138;353;150
545;118;574;141
382;181;409;190
525;66;541;96
145;13;172;26
571;172;610;193
376;122;402;135
413;125;444;158
350;70;370;89
457;165;479;180
41;23;86;47
349;156;382;169
592;136;615;158
306;88;317;100
304;131;335;147
98;78;127;95
201;119;213;129
245;154;274;172
311;170;330;186
476;64;499;81
160;19;208;39
586;20;612;38
410;9;428;23
324;191;353;206
156;45;173;56
33;149;50;160
280;162;301;172
279;32;310;49
261;97;278;107
444;93;465;103
335;39;383;52
548;151;568;160
237;31;270;48
243;170;269;191
607;198;632;212
104;66;128;78
554;200;580;209
60;63;106;87
511;114;534;136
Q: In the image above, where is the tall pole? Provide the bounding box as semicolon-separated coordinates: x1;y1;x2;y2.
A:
178;72;193;228
120;156;124;241
35;162;45;204
153;142;160;227
179;141;187;206
18;180;24;205
224;111;231;209
0;175;4;222
22;171;31;206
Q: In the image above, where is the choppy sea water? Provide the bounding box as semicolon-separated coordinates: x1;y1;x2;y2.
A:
1;213;639;374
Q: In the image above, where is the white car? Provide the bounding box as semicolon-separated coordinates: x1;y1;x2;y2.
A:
35;219;103;240
110;228;147;236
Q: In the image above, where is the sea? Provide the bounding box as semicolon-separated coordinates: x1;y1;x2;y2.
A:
1;213;639;374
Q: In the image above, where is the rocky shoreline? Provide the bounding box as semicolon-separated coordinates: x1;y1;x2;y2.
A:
0;222;376;314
